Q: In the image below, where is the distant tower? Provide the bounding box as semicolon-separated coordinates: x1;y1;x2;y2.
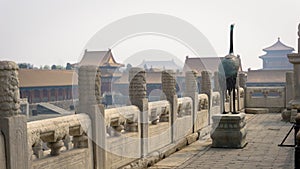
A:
259;38;294;70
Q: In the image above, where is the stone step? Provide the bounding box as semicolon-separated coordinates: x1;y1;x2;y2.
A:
245;108;269;114
37;103;73;115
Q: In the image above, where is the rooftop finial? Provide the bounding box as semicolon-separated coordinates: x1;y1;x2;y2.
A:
229;24;235;54
278;37;280;41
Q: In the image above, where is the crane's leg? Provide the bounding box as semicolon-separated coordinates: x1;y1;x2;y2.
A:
233;87;236;114
228;89;232;113
222;90;226;114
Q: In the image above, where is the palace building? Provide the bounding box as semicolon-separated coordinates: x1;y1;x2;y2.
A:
259;38;294;70
19;49;124;103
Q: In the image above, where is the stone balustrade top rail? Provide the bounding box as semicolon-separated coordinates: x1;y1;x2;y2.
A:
105;105;140;127
27;114;90;151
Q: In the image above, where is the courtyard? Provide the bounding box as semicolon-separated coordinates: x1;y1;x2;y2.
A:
151;113;294;169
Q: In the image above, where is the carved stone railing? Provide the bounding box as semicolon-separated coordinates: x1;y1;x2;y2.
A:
198;94;209;111
177;97;193;117
27;114;91;160
239;87;244;98
148;100;170;124
105;106;140;136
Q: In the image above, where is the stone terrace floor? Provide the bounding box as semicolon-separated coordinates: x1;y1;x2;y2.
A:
150;113;294;169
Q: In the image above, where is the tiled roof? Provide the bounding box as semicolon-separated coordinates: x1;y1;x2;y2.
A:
183;57;224;74
79;49;124;67
246;69;289;83
19;69;77;87
137;60;182;70
263;38;294;52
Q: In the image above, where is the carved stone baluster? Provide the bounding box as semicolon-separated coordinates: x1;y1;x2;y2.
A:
70;125;89;148
63;134;73;150
32;140;43;158
73;133;88;148
125;120;139;132
47;140;64;156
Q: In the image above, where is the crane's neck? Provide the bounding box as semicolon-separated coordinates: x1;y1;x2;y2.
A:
229;24;234;54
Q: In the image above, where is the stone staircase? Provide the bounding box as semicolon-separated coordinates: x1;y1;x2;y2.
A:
37;103;73;115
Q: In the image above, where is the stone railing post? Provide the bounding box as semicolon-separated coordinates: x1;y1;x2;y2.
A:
129;67;146;132
0;61;28;169
128;67;148;157
78;65;105;169
286;71;294;108
185;71;198;133
239;72;246;89
78;65;101;114
141;98;149;157
295;114;300;168
213;71;219;91
201;71;211;97
287;23;300;111
201;71;212;124
162;70;177;142
129;67;146;111
239;72;246;112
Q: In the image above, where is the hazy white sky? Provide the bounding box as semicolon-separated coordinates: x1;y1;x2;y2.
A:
0;0;299;70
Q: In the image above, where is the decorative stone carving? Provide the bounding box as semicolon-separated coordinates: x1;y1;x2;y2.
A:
161;70;176;121
177;97;192;117
0;61;20;117
63;134;73;150
73;133;88;148
198;94;208;111
27;114;90;158
185;71;198;94
201;71;211;96
162;70;176;102
129;67;146;111
32;140;43;159
47;140;64;156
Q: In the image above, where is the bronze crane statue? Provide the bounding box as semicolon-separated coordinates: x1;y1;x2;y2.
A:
218;24;240;114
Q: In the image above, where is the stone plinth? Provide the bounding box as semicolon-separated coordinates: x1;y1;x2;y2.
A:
211;113;247;148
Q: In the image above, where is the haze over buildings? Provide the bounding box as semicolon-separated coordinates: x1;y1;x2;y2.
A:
0;0;300;70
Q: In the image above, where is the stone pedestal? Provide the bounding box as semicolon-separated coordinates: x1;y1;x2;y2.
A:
211;113;247;148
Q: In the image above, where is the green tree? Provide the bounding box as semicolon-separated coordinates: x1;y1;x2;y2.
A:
66;63;72;70
43;65;50;70
51;65;57;70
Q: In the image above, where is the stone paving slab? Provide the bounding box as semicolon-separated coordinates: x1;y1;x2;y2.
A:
149;137;211;169
150;113;294;169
